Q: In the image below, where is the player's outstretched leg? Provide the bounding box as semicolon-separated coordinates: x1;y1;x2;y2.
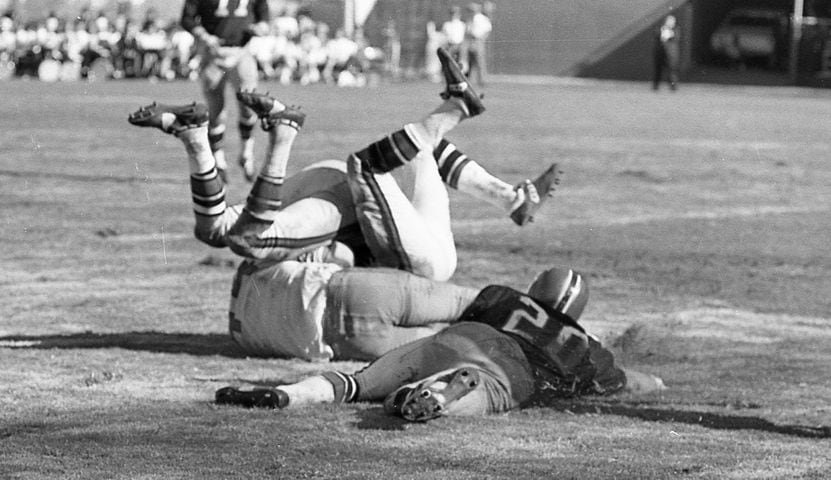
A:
215;373;343;410
225;90;307;257
509;163;563;226
235;90;305;222
128;101;232;248
432;138;562;226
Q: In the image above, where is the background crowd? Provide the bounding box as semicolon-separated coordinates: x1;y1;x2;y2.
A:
0;1;492;87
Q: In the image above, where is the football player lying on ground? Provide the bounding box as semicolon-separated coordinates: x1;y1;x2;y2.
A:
215;268;666;422
128;47;562;361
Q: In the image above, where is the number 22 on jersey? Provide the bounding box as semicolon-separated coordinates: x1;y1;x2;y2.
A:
502;296;587;362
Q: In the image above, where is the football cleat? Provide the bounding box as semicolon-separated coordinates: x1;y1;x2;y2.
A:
510;163;563;226
236;89;276;117
394;368;481;422
127;102;208;134
215;386;289;409
236;89;306;131
437;46;485;117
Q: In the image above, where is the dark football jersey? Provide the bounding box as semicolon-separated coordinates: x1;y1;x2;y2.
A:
458;285;626;399
181;0;269;46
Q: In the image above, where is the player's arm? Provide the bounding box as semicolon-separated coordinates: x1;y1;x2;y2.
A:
180;0;220;52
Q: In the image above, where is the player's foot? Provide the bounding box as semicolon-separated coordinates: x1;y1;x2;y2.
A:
236;89;306;131
390;368;482;422
437;47;485;118
127;102;208;135
215;386;289;409
510;163;563;226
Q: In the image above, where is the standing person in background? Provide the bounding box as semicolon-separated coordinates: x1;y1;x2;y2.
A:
383;19;401;81
424;20;442;83
441;6;465;66
181;0;270;183
652;14;680;91
465;2;491;88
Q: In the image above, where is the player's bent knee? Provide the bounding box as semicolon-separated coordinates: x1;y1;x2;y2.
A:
226;234;268;259
413;253;456;282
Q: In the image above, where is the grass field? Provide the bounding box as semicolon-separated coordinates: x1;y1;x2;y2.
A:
1;76;831;479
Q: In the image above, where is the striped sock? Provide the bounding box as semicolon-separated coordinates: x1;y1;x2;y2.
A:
433;138;472;188
433;138;517;211
354;128;420;173
190;167;226;217
245;174;283;222
320;371;359;403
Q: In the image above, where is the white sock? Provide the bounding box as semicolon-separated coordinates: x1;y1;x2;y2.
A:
176;126;215;174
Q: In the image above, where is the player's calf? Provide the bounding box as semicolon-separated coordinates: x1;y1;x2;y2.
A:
127;102;209;135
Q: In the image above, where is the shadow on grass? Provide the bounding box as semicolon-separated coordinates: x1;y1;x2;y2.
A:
353;407;410;431
548;400;831;439
350;401;831;438
0;331;251;358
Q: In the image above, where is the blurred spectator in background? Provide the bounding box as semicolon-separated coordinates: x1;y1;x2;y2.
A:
274;3;299;41
323;27;358;85
441;6;465;66
248;19;279;79
136;9;168;78
33;12;64;82
465;2;491;88
168;23;197;80
0;14;14;78
0;3;390;89
652;14;680;91
298;20;327;85
424;20;442;82
15;21;41;77
383;19;400;80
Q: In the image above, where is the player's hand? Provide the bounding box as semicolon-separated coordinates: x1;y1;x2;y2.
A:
249;22;270;37
200;32;221;54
